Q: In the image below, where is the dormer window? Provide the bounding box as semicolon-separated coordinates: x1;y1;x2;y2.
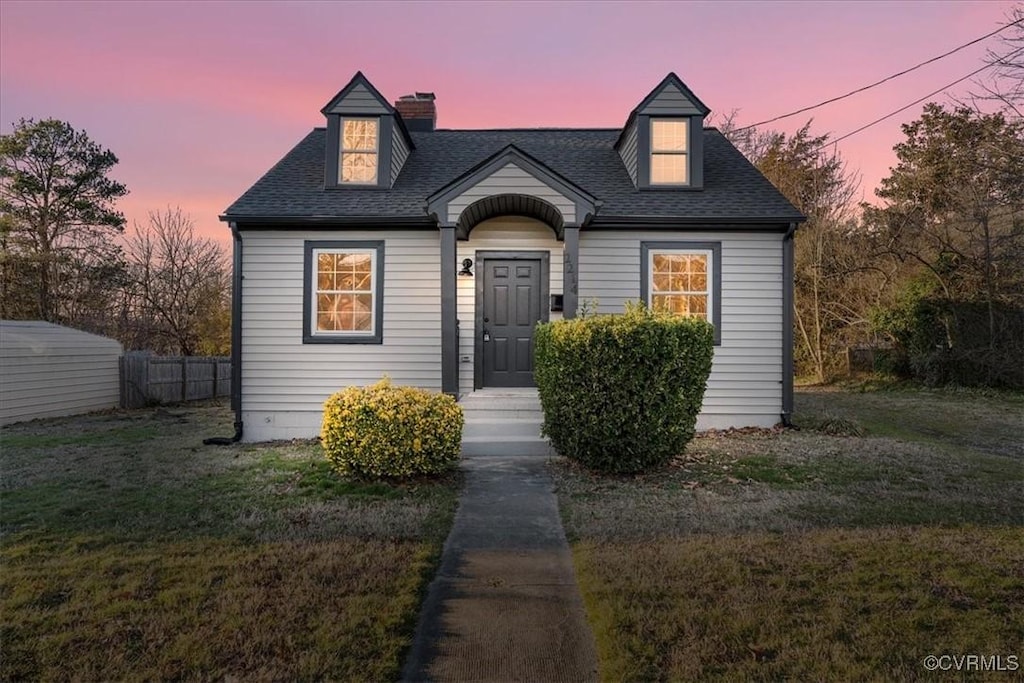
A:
615;73;710;190
650;119;688;185
340;118;379;184
321;72;416;189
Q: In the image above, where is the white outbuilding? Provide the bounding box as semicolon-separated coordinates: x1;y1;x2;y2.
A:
0;320;123;426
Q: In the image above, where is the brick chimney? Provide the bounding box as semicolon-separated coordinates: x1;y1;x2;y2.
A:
395;92;436;132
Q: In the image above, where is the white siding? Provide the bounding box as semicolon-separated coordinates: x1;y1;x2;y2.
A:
457;217;563;396
391;126;410;184
447;163;576;225
326;83;389;114
619;118;639;186
241;230;441;441
579;231;784;429
0;321;122;426
639;86;704;115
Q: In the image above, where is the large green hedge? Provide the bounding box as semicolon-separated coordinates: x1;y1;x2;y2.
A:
871;277;1024;389
534;303;714;473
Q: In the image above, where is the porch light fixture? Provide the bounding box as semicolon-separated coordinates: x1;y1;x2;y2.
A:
458;258;474;277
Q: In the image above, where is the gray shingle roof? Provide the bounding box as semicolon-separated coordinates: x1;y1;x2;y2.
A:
223;128;804;223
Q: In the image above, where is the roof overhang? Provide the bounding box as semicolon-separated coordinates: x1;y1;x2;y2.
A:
220;215;437;229
587;215;806;230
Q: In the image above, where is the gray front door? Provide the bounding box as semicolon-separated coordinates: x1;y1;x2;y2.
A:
482;259;542;387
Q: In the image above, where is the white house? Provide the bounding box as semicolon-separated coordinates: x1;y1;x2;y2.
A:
221;72;804;446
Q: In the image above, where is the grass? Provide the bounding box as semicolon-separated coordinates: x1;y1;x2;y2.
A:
0;403;461;681
552;386;1024;681
575;527;1023;682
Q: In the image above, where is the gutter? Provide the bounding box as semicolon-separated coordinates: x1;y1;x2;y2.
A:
781;221;798;428
217;214;436;227
204;222;244;445
587;215;804;229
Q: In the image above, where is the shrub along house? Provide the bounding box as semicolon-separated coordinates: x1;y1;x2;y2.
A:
222;72;804;447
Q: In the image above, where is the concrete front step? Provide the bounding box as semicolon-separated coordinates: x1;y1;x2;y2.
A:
459;390;549;456
463;418;544;439
461;435;555;457
459;397;543;411
461;407;545;420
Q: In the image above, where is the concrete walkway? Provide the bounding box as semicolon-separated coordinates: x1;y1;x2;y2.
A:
402;455;599;683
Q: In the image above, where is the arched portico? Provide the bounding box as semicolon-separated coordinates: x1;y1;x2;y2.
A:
455;193;564;240
425;145;596;396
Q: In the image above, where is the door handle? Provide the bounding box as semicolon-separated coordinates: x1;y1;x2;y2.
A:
483;329;491;342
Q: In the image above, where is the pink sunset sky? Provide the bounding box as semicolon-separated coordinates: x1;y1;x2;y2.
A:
1;0;1018;245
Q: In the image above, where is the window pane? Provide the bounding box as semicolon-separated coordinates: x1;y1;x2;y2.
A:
651;153;687;184
655;253;683;274
342;119;378;151
317;251;375;293
650;251;711;321
652;294;672;313
336;271;356;290
652;120;687;152
341;153;378;183
313;250;377;334
318;293;342;331
318;293;361;331
659;295;699;316
672;273;691;291
352;270;373;291
349;253;372;273
353;294;373;331
317;310;335;331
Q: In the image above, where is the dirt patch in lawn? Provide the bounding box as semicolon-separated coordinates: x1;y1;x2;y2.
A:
554;429;1021;541
0;403;461;681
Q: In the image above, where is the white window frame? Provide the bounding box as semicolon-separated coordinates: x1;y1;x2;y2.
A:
339;117;380;185
310;247;378;338
650;118;689;186
646;248;713;321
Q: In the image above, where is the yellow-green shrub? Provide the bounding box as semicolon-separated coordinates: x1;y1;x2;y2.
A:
320;378;463;478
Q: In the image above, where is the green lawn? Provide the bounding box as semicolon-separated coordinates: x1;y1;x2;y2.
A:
1;404;459;681
553;386;1024;681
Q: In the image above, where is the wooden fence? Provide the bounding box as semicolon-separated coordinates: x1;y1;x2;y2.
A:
120;351;231;408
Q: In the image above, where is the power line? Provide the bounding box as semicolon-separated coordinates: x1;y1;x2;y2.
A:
813;46;1024;154
735;19;1022;133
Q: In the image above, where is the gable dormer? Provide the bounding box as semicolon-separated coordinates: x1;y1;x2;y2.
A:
321;72;415;189
615;73;710;190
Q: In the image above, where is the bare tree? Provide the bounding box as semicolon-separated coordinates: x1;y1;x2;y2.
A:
722;117;876;382
713;109;776;162
123;207;230;355
968;6;1024;118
